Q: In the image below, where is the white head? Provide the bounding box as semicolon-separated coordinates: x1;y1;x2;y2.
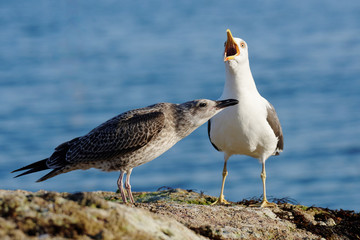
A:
223;29;249;72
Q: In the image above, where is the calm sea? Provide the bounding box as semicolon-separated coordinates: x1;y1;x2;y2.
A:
1;0;359;211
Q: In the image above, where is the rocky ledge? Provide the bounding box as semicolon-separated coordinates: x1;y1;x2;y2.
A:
0;189;359;240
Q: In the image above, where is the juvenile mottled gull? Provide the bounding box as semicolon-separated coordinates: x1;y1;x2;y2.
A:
13;98;238;203
208;29;284;207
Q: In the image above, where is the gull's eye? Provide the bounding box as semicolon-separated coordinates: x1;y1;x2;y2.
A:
240;42;246;48
199;102;207;108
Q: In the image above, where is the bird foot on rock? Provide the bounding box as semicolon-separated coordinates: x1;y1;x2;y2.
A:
211;195;230;205
250;200;277;208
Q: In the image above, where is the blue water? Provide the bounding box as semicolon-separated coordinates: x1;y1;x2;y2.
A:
1;1;359;211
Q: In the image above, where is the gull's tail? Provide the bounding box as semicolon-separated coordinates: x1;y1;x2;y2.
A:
12;158;70;182
12;159;49;178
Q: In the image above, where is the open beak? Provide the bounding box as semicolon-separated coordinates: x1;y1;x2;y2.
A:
215;99;239;109
224;29;240;62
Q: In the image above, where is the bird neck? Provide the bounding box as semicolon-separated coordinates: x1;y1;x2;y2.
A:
222;61;259;98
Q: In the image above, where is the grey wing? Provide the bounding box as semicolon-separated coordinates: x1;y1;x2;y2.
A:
47;111;165;168
266;103;284;155
207;119;221;151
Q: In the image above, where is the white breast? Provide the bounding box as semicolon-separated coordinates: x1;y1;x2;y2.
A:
210;93;278;160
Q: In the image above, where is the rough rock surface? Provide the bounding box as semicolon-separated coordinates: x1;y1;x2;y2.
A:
0;189;206;240
0;189;359;240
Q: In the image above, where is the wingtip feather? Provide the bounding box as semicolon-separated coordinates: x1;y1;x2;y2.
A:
12;159;49;177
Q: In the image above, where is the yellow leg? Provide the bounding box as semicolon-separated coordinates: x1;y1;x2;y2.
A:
250;161;276;208
212;156;230;205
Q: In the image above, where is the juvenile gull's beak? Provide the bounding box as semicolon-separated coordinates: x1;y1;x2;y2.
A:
215;99;239;109
224;29;240;62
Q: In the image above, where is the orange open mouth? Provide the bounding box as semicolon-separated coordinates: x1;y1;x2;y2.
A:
224;29;240;62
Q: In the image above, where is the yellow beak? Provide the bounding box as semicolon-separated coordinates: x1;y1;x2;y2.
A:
224;29;240;62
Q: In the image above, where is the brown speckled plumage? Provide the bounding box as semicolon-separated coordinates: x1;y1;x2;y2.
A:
12;99;238;203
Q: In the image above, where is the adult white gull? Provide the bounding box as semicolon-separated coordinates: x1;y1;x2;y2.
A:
208;29;284;207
